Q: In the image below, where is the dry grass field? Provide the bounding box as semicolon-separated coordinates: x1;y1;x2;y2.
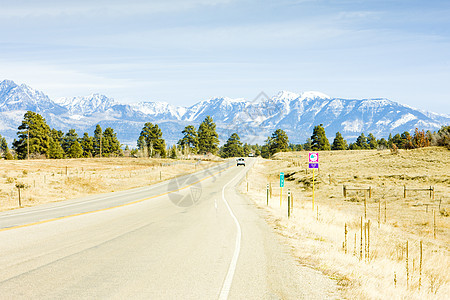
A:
0;156;220;212
241;147;449;299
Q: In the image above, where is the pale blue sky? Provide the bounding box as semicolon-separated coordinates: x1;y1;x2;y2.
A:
1;0;449;114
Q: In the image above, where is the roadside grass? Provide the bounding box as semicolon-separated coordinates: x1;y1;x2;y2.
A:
0;157;220;211
241;147;449;299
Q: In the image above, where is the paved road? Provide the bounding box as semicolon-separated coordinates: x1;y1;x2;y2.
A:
0;158;337;299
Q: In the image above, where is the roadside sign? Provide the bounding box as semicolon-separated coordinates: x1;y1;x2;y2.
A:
280;172;284;187
309;152;319;169
309;152;319;163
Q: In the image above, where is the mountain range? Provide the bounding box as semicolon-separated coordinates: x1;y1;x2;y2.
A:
0;79;448;147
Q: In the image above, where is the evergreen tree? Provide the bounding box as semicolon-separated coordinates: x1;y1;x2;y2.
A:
378;138;388;149
435;125;450;149
243;143;251;156
138;122;166;158
331;132;347;150
401;131;413;149
367;133;378;149
391;133;402;148
67;140;83;158
387;133;394;148
355;133;369;149
80;133;94;157
268;129;289;155
260;144;270;158
221;133;244;158
93;125;105;157
0;135;13;160
4;149;13;160
303;138;312;151
197;116;219;155
178;125;198;154
310;124;330;151
0;135;8;153
103;127;122;156
48;138;65;159
62;129;79;155
169;145;177;159
12;111;52;159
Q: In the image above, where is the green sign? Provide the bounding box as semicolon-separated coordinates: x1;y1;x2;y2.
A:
280;172;284;187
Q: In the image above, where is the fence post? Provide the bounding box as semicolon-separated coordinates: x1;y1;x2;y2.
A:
406;240;409;289
287;189;291;218
266;184;269;206
343;185;347;198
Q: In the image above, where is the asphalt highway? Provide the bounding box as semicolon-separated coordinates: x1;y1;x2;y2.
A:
0;158;337;299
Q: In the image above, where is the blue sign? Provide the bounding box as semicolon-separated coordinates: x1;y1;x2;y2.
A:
309;163;319;169
280;172;285;187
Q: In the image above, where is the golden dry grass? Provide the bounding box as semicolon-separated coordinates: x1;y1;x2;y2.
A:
0;157;220;211
241;147;449;299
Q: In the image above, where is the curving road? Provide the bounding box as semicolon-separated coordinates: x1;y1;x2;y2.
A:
0;158;337;299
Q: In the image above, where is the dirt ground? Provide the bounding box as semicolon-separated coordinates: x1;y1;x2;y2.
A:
0;157;220;211
241;147;449;299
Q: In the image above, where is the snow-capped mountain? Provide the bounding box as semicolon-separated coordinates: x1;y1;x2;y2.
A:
0;79;448;147
0;80;66;114
55;94;116;116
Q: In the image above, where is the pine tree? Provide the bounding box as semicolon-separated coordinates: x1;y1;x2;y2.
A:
367;133;378;149
80;133;94;157
268;129;289;155
401;131;413;149
197;116;219;155
0;135;8;154
13;111;52;159
103;127;122;156
93;125;104;157
243;143;251;156
355;133;369;149
221;133;244;158
178;125;198;154
169;145;177;159
67;140;83;158
61;129;79;155
303;138;312;151
310;124;330;151
331;132;347;150
138;122;166;158
48;138;65;159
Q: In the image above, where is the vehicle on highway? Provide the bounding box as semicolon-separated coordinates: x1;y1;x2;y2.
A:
236;158;245;166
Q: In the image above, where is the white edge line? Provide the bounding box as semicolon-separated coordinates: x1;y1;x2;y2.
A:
219;170;244;300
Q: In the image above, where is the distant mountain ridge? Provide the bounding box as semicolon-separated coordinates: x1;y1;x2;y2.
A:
0;79;448;147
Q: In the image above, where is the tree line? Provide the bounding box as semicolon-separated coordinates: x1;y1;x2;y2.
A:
257;124;450;158
1;111;448;160
0;111;122;159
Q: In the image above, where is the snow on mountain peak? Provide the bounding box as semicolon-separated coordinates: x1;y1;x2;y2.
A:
299;91;331;100
272;91;300;102
55;93;116;115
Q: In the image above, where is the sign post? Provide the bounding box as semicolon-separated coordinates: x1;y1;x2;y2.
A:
308;152;319;211
280;172;284;206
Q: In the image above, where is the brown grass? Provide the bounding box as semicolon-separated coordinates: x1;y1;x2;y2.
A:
0;157;220;211
241;147;449;299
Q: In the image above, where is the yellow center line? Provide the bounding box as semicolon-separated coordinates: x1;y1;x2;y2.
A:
0;164;233;232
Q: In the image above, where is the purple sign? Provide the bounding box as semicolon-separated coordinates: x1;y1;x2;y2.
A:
309;163;319;169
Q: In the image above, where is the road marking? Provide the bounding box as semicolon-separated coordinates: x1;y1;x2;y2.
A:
0;163;230;219
0;165;233;233
219;170;244;300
